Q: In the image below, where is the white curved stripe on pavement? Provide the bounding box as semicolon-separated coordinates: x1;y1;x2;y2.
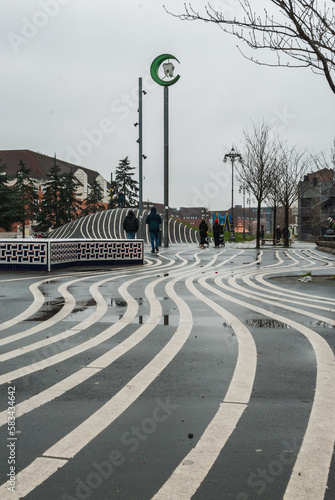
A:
212;275;335;500
152;275;257;499
0;276;194;499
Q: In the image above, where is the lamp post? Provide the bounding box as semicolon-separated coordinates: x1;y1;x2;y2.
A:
224;147;242;241
150;54;180;247
135;77;147;239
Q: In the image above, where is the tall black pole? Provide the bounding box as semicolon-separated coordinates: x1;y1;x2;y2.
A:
242;186;246;239
138;77;143;238
231;158;235;240
163;86;169;247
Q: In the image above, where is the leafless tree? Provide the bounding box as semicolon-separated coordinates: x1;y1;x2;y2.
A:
275;146;312;245
236;122;281;248
167;1;335;94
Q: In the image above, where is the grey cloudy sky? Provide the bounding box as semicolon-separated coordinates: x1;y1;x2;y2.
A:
1;0;334;210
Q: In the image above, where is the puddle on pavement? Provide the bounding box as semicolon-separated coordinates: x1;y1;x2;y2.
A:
246;319;334;329
111;298;128;307
246;319;290;328
25;299;65;321
310;320;335;329
110;297;144;307
72;298;96;313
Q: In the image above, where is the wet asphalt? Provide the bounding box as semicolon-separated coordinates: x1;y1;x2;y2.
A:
0;242;334;500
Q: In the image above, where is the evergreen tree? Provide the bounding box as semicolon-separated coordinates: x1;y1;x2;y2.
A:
82;178;105;216
13;160;39;238
0;161;21;231
60;170;82;224
115;157;139;207
37;156;64;231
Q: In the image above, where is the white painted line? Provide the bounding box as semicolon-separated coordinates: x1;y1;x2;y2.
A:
0;281;45;333
0;277;139;386
153;403;246;500
1;278;193;498
226;275;335;326
152;275;257;499
213;276;335;500
254;273;335;305
0;249;190;384
0;457;67;500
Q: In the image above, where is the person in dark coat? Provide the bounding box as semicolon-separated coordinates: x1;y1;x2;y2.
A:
123;210;139;239
145;206;162;253
213;218;222;247
199;219;208;248
275;225;282;244
260;225;265;245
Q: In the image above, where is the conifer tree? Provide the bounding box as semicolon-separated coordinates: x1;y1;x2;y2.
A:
37;156;63;230
61;170;82;224
13;160;39;237
115;157;139;207
82;178;105;216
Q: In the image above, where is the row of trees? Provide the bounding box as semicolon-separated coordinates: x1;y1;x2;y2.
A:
168;1;335;247
0;156;139;236
235;121;334;247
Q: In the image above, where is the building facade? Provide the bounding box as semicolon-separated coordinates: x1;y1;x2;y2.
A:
0;149;110;237
298;168;335;240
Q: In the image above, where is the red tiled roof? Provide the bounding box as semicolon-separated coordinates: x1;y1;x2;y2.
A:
0;149;102;184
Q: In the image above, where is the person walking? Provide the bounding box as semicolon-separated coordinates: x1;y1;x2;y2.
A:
123;210;139;239
260;225;265;245
199;219;208;248
275;225;282;244
145;206;162;253
213;218;222;247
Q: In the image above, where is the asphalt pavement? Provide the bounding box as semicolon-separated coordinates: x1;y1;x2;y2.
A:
0;241;334;500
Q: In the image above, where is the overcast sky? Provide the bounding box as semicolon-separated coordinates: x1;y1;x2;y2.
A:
1;0;334;210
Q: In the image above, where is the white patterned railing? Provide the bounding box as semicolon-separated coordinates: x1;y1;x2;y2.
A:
0;239;143;271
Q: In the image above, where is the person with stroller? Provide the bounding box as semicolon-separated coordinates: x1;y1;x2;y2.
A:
213;218;223;247
199;219;208;248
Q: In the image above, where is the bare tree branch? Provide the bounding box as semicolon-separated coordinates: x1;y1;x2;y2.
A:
166;1;335;93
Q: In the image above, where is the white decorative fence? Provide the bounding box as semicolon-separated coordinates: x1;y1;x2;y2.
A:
0;239;143;271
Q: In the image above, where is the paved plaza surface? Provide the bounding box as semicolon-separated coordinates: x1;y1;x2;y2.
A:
0;241;334;500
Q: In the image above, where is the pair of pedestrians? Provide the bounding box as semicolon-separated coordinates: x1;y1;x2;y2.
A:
200;219;224;248
123;207;162;253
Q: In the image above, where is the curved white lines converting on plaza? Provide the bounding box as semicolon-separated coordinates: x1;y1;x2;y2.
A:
0;244;334;499
153;276;257;499
0;275;194;499
211;276;335;500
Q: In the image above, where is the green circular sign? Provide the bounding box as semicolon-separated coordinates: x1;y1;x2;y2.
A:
150;54;180;86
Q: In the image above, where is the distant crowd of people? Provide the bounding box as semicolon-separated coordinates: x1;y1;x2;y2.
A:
122;209;294;251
